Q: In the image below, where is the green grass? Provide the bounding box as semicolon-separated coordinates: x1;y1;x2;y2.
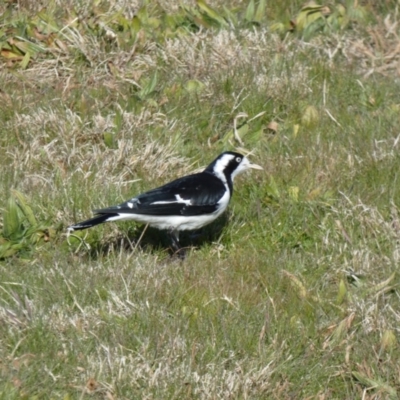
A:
1;0;400;398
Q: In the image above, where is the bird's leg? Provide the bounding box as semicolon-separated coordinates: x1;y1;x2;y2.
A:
169;230;180;251
168;230;186;259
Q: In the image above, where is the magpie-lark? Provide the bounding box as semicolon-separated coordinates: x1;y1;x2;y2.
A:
68;151;262;254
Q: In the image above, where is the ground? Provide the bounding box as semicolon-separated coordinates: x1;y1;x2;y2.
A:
1;1;400;398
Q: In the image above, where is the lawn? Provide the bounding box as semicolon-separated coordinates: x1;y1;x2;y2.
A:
1;0;400;398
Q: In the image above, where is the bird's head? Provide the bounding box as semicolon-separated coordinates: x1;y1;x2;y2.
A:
206;151;263;183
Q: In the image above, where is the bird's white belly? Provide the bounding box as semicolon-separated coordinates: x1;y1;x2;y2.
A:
109;212;219;231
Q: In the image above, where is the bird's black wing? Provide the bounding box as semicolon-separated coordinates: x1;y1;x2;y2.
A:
94;172;227;217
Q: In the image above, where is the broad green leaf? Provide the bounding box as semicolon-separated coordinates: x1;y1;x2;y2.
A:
254;0;267;23
301;105;319;127
223;6;238;25
293;124;300;137
245;0;255;22
306;187;321;200
20;51;30;69
12;190;37;226
185;79;205;94
381;330;397;352
13;37;44;55
266;175;280;199
131;16;142;33
352;372;397;399
348;4;368;21
337;279;347;304
221;124;249;145
246;127;264;142
0;242;13;259
3;197;22;241
270;22;286;33
36;10;60;33
137;6;149;23
138;71;158;99
197;0;228;26
295;6;325;31
103;132;116;148
331;317;348;342
288;186;299;202
147;17;161;29
0;242;24;259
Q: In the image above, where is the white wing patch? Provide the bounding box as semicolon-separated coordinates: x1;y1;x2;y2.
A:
126;198;140;208
175;194;191;205
150;200;175;205
151;194;192;206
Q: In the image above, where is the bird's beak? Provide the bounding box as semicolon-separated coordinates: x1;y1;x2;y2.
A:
248;163;263;170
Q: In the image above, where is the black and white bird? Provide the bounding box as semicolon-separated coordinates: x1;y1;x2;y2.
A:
68;151;262;254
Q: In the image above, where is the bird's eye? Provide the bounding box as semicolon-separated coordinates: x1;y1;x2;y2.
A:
236;157;242;163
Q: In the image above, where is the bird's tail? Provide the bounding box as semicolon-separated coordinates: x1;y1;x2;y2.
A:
67;213;116;232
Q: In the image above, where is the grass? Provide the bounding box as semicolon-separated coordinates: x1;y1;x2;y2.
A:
1;0;400;398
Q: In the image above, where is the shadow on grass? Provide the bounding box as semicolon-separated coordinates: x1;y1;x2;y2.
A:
86;212;230;258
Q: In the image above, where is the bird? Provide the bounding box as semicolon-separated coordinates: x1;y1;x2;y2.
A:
68;151;262;255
